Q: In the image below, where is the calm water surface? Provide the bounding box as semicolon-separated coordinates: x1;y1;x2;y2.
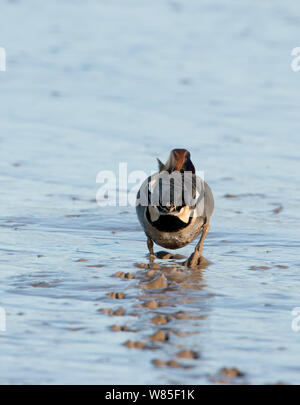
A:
0;0;300;384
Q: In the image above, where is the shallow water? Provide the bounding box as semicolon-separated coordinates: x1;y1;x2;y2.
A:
1;0;300;384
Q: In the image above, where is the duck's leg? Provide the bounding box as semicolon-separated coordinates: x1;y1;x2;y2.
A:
185;223;210;268
147;237;155;262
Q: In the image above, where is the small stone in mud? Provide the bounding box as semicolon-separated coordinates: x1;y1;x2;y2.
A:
220;367;244;378
250;265;270;270
152;358;167;367
152;359;183;368
37;254;44;258
110;324;130;332
110;324;122;331
113;308;126;316
98;308;113;315
141;274;168;289
135;341;146;349
150;330;169;342
87;264;104;268
31;281;54;288
117;272;135;279
224;193;238;198
276;265;289;269
113;271;125;278
143;300;159;309
107;292;125;299
123;340;134;348
75;258;88;262
151;315;169;325
124;340;146;349
176;349;199;359
273;206;283;214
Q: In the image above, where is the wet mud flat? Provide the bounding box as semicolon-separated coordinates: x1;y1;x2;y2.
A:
1;0;300;385
0;194;299;385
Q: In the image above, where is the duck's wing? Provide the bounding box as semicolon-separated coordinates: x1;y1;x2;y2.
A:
203;181;214;222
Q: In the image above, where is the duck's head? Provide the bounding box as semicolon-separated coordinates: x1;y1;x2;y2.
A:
157;148;195;174
145;149;198;232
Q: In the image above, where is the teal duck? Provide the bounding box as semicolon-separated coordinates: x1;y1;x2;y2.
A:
136;149;214;267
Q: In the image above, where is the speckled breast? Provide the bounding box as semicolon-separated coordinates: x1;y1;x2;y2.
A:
136;204;204;249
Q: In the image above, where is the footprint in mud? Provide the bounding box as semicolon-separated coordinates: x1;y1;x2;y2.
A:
140;274;168;289
150;330;169;342
113;271;135;279
98;307;126;316
112;308;126;316
97;253;209;375
31;280;60;288
152;359;190;369
151;314;171;325
210;367;245;384
123;340;147;350
110;325;137;332
135;262;161;269
173;311;205;320
142;300;159;309
107;292;126;299
176;349;200;359
179;256;211;269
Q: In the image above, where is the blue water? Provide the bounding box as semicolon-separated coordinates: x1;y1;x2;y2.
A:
0;0;300;384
